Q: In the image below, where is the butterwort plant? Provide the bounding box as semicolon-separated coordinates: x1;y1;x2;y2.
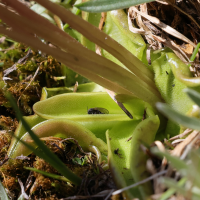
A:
1;0;200;199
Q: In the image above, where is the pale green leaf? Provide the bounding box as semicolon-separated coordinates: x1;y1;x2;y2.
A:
130;116;160;198
33;92;130;121
31;4;46;14
156;102;200;131
159;178;187;196
75;0;155;13
106;121;142;199
159;178;186;200
184;88;200;108
8;115;46;157
5;92;81;185
152;50;195;136
152;148;189;171
9;118;107;158
17;194;25;200
160;178;200;199
0;181;9;200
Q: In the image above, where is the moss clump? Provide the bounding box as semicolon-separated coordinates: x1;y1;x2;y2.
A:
17;60;38;72
0;159;31;198
0;43;65;116
30;157;76;199
0;131;12;161
0;49;22;63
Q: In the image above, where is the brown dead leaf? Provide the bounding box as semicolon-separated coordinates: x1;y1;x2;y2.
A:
171;130;199;157
180;43;194;56
131;6;196;48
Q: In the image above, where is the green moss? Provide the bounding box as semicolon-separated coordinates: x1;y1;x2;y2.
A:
17;60;38;72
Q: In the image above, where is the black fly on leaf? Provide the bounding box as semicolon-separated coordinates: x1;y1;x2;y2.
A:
87;107;109;114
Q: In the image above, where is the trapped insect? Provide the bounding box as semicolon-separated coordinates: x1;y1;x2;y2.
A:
87;107;109;114
114;148;122;158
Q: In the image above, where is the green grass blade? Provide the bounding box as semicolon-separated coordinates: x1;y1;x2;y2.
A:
152;148;189;171
188;43;200;67
24;167;70;182
0;181;10;200
17;194;25;200
156;102;200;131
160;178;200;199
159;178;186;200
75;0;155;13
18;193;29;200
184;88;200;108
159;178;187;196
4;92;81;185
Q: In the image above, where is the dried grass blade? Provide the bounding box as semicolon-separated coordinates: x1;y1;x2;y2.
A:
151;34;190;62
171;130;199;157
0;4;164;105
0;26;162;106
128;12;145;34
0;2;161;99
131;6;196;48
0;5;160;90
33;0;155;82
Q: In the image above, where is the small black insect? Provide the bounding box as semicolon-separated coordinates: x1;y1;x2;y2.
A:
126;137;132;142
142;108;147;121
114;148;122;158
114;148;119;154
166;71;169;75
172;84;175;87
87;107;109;114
